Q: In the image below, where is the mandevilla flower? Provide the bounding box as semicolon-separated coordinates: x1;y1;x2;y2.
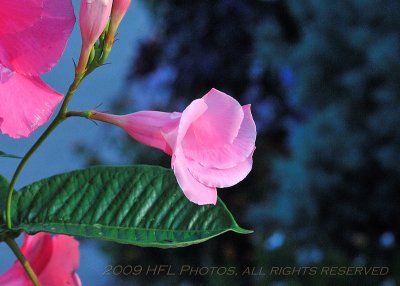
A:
0;0;75;138
90;88;256;205
77;0;113;73
0;233;81;286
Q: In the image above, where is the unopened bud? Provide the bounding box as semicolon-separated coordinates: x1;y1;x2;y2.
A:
105;0;132;49
111;0;132;29
80;0;113;48
77;0;113;74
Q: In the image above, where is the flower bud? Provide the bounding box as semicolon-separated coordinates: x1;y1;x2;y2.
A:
111;0;132;27
77;0;113;74
105;0;132;49
79;0;113;48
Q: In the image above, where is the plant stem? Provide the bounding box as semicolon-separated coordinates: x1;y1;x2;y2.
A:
5;75;83;229
5;237;41;286
66;110;92;118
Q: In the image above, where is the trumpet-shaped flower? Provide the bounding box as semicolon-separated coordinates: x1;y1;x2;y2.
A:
0;233;81;286
0;0;75;138
91;88;257;205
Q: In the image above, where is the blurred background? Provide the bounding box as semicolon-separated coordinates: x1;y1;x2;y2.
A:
1;0;400;285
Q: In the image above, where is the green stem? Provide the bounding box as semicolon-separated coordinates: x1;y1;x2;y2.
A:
66;110;92;119
5;75;83;229
5;237;41;286
76;45;92;76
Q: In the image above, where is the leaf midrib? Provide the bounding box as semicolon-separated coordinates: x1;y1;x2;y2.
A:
14;221;241;234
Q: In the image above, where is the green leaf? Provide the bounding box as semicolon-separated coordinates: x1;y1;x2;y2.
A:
0;151;21;159
9;166;251;248
0;175;9;234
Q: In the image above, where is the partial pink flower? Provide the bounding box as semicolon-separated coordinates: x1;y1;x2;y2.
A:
0;0;75;138
91;88;257;205
0;233;81;286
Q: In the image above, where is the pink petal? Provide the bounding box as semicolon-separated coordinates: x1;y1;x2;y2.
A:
39;235;81;286
20;233;54;275
0;0;43;34
0;0;75;75
187;152;254;188
175;98;208;148
0;268;30;286
0;233;80;286
0;66;63;138
179;89;244;155
182;104;256;169
122;111;180;155
160;112;182;153
172;148;217;205
0;238;35;286
201;88;244;143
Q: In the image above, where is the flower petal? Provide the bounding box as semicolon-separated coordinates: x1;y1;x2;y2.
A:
0;233;52;286
39;235;81;286
0;233;80;286
201;88;244;143
175;98;208;149
182;104;256;169
160;112;182;153
180;89;244;158
0;67;63;138
20;233;54;275
0;268;29;286
187;151;254;188
122;111;180;155
0;0;43;34
0;0;75;75
172;148;217;205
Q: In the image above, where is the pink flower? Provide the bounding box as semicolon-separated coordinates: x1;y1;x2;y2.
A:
91;88;256;205
0;0;75;138
0;233;81;286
